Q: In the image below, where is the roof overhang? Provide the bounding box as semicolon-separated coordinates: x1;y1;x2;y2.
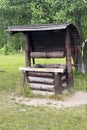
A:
6;23;72;33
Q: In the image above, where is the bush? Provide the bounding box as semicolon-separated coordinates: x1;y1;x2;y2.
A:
4;43;15;55
0;47;5;54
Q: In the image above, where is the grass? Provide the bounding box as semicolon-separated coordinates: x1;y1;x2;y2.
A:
0;53;87;130
0;92;87;130
74;71;87;91
0;53;87;93
0;54;24;92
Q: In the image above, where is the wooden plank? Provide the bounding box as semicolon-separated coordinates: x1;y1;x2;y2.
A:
29;83;54;92
28;76;54;84
19;67;64;73
30;51;65;58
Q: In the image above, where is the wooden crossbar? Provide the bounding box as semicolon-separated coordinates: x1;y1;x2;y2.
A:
19;67;65;73
30;51;65;58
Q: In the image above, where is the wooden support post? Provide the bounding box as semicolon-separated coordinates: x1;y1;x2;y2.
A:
24;33;31;67
22;71;27;90
65;30;74;88
54;72;62;94
22;33;31;89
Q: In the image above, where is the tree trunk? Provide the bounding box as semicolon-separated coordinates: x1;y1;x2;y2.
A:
83;41;87;73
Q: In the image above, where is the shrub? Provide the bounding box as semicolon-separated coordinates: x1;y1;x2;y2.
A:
4;43;15;55
0;47;5;54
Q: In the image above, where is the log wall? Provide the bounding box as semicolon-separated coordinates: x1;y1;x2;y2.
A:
23;65;68;94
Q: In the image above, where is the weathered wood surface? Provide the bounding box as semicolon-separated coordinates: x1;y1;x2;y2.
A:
7;23;70;32
30;51;65;58
33;64;66;69
19;67;65;73
65;30;74;88
54;73;62;94
24;34;31;66
20;65;68;93
22;71;28;89
28;76;54;84
28;72;53;78
29;83;54;92
7;23;81;53
20;66;67;94
32;90;54;95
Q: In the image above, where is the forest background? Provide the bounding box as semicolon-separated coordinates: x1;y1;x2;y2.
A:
0;0;87;54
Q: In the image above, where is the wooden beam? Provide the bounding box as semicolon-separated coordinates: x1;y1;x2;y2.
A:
19;67;65;73
65;30;74;88
30;51;65;58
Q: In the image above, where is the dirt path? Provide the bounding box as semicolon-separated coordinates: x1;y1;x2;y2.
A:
14;91;87;108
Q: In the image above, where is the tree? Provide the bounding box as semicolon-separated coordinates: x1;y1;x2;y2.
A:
61;0;87;40
0;0;87;53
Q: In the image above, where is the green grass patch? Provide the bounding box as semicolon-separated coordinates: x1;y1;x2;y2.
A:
0;92;87;130
0;54;87;130
0;54;24;92
0;53;87;93
74;71;87;91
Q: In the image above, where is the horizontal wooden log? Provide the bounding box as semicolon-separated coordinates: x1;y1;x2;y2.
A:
28;76;54;84
30;51;65;58
32;90;54;95
19;67;65;73
29;83;54;92
33;64;66;69
28;72;53;78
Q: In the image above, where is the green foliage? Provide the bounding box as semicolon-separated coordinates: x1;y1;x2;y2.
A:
74;70;87;91
0;0;87;52
4;43;15;55
0;47;4;54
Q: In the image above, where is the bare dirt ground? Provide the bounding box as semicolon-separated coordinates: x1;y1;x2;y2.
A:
13;91;87;108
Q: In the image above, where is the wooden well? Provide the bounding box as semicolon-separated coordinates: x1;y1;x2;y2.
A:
7;23;81;94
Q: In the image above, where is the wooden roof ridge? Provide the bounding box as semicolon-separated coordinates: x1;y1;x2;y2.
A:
6;23;75;32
